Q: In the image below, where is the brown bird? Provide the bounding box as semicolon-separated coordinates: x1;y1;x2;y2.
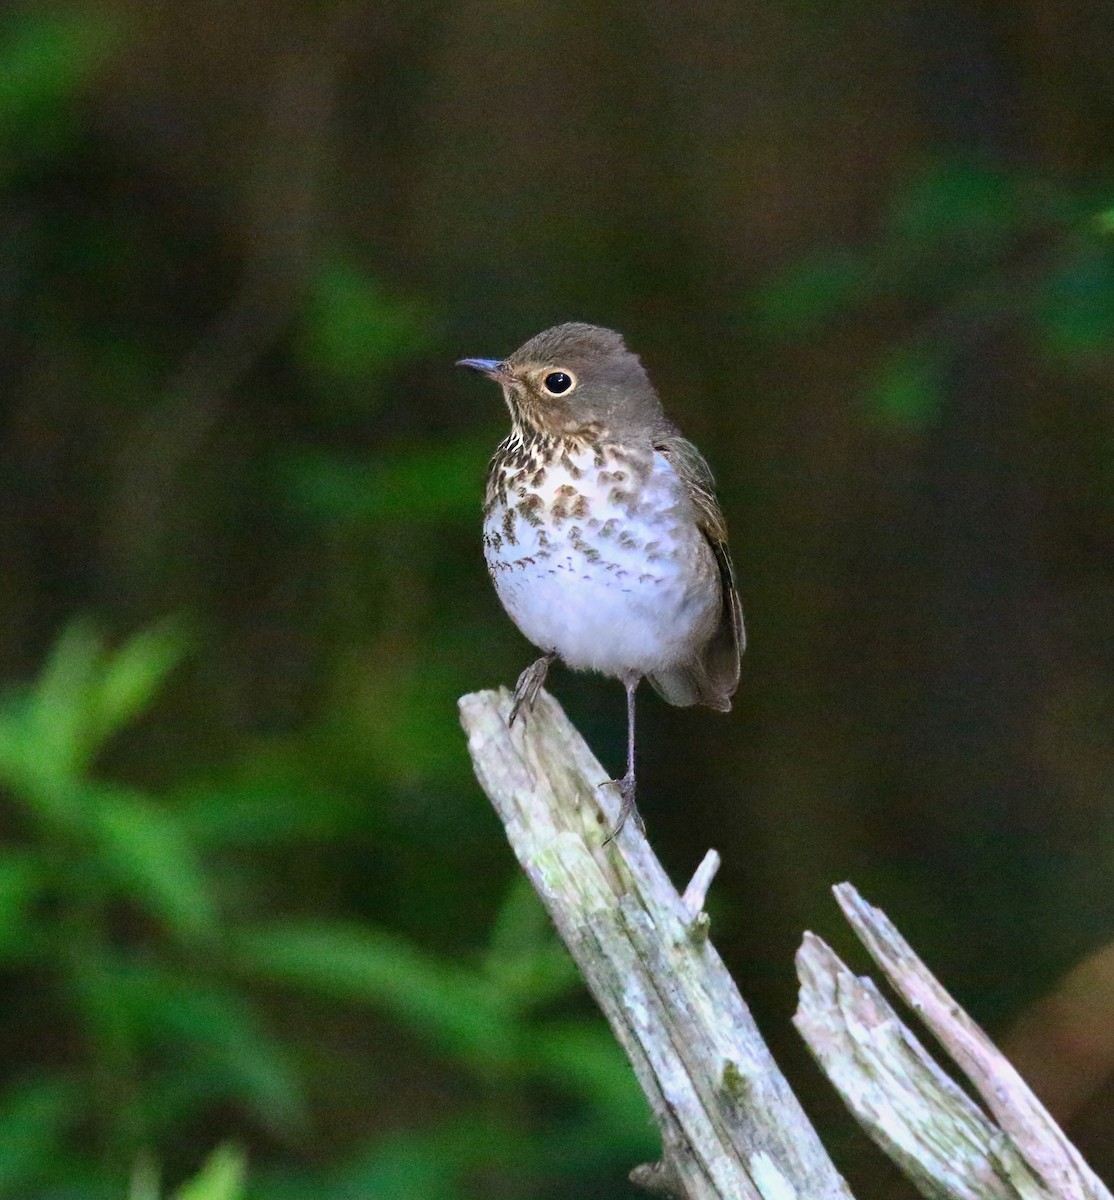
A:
458;323;744;839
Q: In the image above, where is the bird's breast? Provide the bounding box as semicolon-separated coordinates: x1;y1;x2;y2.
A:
483;441;720;677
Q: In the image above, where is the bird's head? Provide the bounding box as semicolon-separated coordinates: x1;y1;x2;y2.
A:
457;322;664;441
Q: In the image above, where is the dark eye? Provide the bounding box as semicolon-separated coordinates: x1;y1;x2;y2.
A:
543;371;575;395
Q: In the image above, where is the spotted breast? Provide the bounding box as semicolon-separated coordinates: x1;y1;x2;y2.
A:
483;436;722;682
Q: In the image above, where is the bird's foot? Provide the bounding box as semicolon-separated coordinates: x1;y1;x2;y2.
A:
509;652;556;726
601;771;645;844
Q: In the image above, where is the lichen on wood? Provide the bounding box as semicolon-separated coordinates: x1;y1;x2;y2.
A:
459;686;1109;1200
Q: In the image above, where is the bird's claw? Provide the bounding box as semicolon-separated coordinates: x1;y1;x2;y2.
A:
601;773;644;844
509;652;555;726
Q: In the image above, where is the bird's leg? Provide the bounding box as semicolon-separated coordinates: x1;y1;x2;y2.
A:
603;675;645;843
509;651;556;726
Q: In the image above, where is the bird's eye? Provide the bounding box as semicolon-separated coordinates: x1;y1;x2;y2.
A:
543;371;575;395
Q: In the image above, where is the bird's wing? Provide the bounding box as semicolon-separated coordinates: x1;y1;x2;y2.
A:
652;434;745;708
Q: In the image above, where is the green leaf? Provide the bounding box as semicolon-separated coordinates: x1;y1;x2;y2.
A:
484;877;579;1011
299;252;430;385
0;690;83;826
340;651;476;787
234;922;515;1071
335;1139;456;1200
0;8;121;128
885;158;1017;251
532;1020;651;1140
282;440;486;527
68;955;303;1140
0;850;44;959
174;781;344;849
753;249;863;334
1036;243;1114;361
86;784;216;943
88;619;189;751
173;1145;247;1200
145;982;305;1133
0;622;186;846
485;874;551;964
337;1118;539;1200
9;620;184;789
0;1078;79;1194
30;619;104;781
1095;205;1114;236
864;344;944;430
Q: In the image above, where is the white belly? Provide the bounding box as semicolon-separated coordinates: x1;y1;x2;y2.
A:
484;446;719;679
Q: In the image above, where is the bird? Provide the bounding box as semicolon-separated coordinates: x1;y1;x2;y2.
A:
457;322;744;840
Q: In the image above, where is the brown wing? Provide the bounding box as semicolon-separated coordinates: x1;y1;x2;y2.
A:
650;434;744;710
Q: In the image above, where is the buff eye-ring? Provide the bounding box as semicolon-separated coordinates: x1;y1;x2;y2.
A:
542;370;575;396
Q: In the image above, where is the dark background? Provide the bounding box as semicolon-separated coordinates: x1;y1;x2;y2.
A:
2;1;1114;1196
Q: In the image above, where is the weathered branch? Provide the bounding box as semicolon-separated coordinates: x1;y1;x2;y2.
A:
459;686;1109;1200
794;888;1114;1200
459;687;854;1200
795;933;1048;1200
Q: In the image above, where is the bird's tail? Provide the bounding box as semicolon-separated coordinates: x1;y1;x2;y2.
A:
647;660;733;712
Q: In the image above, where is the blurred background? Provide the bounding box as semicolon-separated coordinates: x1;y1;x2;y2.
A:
1;1;1114;1196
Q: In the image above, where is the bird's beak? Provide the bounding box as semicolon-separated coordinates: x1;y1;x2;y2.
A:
456;357;511;383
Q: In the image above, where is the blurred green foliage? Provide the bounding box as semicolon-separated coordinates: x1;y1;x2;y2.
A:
283;439;487;529
4;0;1114;1196
0;623;651;1197
0;18;651;1187
170;1146;247;1200
755;155;1114;429
0;6;120;176
299;249;432;396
